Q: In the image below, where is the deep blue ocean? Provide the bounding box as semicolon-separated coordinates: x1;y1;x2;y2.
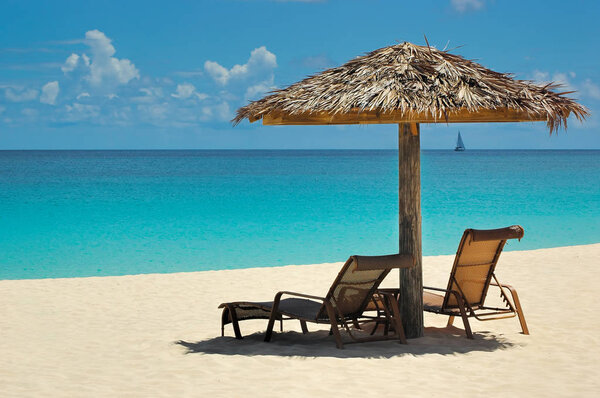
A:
1;150;598;280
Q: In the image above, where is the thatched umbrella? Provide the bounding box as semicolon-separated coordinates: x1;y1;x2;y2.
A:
232;42;588;338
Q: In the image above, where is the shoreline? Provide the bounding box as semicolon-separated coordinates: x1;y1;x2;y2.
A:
2;242;598;282
1;243;599;396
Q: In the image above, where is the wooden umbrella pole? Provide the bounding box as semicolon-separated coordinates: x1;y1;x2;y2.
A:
398;123;424;338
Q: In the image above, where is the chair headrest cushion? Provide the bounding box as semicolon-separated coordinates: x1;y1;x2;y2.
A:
469;225;524;242
352;253;415;271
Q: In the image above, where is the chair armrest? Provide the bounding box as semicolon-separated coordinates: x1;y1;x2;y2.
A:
375;288;400;294
270;291;336;320
490;282;513;289
273;291;328;303
423;286;466;309
423;286;450;293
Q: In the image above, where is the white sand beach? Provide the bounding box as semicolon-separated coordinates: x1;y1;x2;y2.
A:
1;244;600;397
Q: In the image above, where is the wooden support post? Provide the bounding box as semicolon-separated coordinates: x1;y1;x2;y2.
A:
398;123;424;338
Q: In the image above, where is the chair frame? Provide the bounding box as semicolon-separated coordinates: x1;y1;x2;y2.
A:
423;226;530;338
263;290;406;349
220;254;413;349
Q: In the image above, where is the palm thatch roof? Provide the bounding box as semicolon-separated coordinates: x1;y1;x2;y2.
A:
233;42;588;132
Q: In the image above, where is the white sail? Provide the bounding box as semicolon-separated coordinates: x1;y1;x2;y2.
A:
455;131;465;151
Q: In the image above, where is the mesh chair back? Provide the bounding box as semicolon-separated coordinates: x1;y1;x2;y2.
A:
443;226;524;309
317;254;413;320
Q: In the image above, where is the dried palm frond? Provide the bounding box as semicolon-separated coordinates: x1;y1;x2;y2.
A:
233;42;588;132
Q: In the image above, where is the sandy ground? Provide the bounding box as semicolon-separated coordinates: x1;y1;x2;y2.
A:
1;243;599;397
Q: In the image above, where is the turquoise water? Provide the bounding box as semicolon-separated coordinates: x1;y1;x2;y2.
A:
0;150;598;280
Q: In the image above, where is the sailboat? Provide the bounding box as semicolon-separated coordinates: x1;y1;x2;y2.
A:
454;131;465;151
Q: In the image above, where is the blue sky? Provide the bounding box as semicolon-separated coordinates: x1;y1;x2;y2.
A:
0;0;598;149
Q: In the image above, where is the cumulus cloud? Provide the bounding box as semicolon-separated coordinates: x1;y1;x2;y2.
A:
580;79;600;100
131;87;164;103
451;0;483;12
65;103;101;121
137;103;169;121
205;46;277;85
171;83;208;100
61;30;139;89
532;70;576;92
532;70;600;101
85;30;139;86
139;87;163;97
40;81;60;105
245;76;275;101
5;87;38;102
200;102;231;122
171;83;195;99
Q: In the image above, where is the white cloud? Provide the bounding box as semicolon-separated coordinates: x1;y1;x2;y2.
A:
137;103;169;120
61;53;90;74
245;76;276;100
62;30;139;88
21;108;38;117
200;102;231;122
132;87;163;103
552;72;576;91
205;46;277;85
204;61;229;85
532;70;576;92
171;83;196;99
65;103;101;121
5;87;38;102
139;87;163;97
451;0;483;12
580;79;600;100
532;70;600;100
62;53;80;73
40;81;59;105
76;92;90;100
85;30;139;86
171;83;208;100
532;70;549;83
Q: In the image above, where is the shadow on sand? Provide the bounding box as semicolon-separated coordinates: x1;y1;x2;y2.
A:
175;326;520;359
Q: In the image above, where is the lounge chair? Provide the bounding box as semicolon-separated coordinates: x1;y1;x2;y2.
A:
219;253;414;349
421;225;530;338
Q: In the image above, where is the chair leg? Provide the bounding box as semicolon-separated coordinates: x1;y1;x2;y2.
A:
221;308;227;337
457;305;473;339
505;286;530;335
352;318;361;329
264;307;281;342
386;295;407;344
225;305;243;339
447;315;455;327
300;320;308;334
324;304;344;349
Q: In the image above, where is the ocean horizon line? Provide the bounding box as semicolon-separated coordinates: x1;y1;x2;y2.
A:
1;148;599;152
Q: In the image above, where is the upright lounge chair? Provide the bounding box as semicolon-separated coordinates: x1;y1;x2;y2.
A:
422;225;529;338
219;253;413;349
